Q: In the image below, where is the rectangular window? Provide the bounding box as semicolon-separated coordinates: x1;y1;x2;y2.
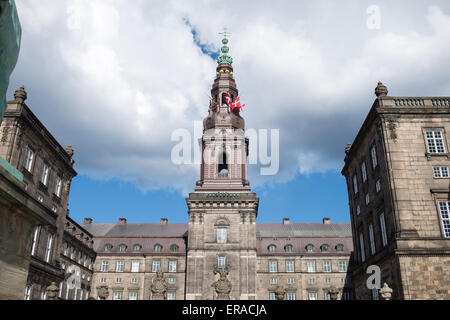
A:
361;162;367;182
286;260;295;273
167;292;176;300
113;292;122;300
380;213;388;247
58;282;63;298
131;278;138;284
54;177;63;197
309;278;316;285
24;147;34;172
218;256;226;268
152;260;160;272
270;278;277;285
31;227;40;256
356;205;361;216
369;224;376;255
309;292;318;300
116;278;122;284
269;292;276;300
44;234;53;263
307;261;316;273
40;164;49;186
77;251;82;264
129;292;138;300
353;175;358;194
116;261;124;272
360;233;366;263
338;261;347;272
438;202;450;238
269;261;278;273
426;131;446;153
323;261;331;273
325;293;331;300
286;292;296;300
371;146;378;168
376;180;381;193
101;261;109;272
433;166;449;178
131;261;140;273
24;286;32;300
168;278;175;284
70;247;75;260
217;228;227;243
325;278;331;284
287;278;294;284
100;278;107;283
169;260;177;273
365;194;370;205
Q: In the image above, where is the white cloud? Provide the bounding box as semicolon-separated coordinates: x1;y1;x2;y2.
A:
8;1;450;195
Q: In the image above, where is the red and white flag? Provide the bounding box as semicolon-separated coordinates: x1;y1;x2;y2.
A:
233;97;246;111
224;93;232;107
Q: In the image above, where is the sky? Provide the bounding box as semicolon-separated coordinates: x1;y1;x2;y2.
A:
7;0;450;224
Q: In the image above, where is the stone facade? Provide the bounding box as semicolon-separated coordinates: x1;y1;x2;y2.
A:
342;82;450;300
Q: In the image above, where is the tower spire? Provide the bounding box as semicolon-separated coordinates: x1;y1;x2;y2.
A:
217;28;233;65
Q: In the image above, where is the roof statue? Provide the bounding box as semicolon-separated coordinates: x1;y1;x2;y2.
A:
0;0;21;122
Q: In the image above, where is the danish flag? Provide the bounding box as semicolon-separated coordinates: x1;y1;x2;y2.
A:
232;97;246;111
224;93;232;106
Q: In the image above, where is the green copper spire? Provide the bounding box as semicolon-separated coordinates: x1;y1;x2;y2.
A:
217;28;233;65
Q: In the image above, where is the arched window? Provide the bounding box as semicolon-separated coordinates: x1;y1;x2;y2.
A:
218;152;228;177
133;244;141;252
306;244;314;252
268;245;276;253
321;244;329;252
119;244;127;252
170;245;179;252
336;244;344;252
154;244;162;252
285;245;293;253
104;244;112;252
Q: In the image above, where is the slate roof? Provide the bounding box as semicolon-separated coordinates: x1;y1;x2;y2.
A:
82;223;189;238
256;223;352;238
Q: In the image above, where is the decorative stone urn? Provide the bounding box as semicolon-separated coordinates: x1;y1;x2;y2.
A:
213;268;232;300
328;286;340;300
151;271;168;300
46;282;59;300
97;286;109;300
274;286;286;301
379;283;393;300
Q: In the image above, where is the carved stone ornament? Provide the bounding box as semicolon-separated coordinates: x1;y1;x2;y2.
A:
328;285;340;300
46;282;59;300
151;271;168;300
96;285;109;300
379;283;393;300
274;286;286;301
213;268;232;300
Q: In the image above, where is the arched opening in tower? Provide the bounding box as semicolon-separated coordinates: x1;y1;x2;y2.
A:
218;152;229;177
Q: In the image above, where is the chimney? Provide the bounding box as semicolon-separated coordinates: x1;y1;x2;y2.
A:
283;218;290;225
160;218;168;225
323;218;331;224
83;218;93;225
118;218;127;225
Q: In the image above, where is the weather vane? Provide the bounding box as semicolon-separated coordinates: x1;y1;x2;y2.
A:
219;28;232;40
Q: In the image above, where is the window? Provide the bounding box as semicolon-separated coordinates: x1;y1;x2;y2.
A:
365;194;370;205
285;245;293;252
287;278;295;285
131;278;138;284
286;260;295;273
336;244;344;252
270;278;277;285
369;224;376;255
63;242;68;256
376;180;381;193
306;244;314;252
268;245;276;252
325;278;331;284
132;261;140;273
104;244;112;252
54;177;63;197
307;261;316;273
168;277;175;284
154;244;162;252
359;233;366;262
119;244;126;252
361;162;367;182
325;292;331;300
113;292;122;300
269;261;278;273
426;130;446;153
438;202;450;237
380;213;388;246
101;261;109;272
31;227;40;256
321;244;329;252
100;278;107;283
52;206;57;213
129;292;138;300
323;261;331;272
341;278;346;284
116;261;124;272
286;292;296;300
269;292;276;300
167;292;176;300
24;286;32;300
217;228;227;243
40;164;49;186
434;167;449;178
37;194;44;203
218;256;226;268
371;146;378;168
309;278;316;285
116;278;122;284
169;260;177;273
170;245;179;252
24;147;34;172
70;246;75;259
133;244;141;252
308;292;318;300
58;282;63;298
372;288;379;300
356;205;361;216
44;234;53;263
152;260;160;272
353;175;358;194
83;255;87;267
339;261;347;272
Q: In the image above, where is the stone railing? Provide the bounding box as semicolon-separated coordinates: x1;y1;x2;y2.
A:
380;97;450;108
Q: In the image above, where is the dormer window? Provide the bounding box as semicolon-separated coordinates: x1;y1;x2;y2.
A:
285;245;293;253
170;245;179;252
321;244;329;252
154;244;162;252
306;244;314;252
133;244;141;252
268;245;276;253
104;244;112;252
119;244;127;252
336;244;344;252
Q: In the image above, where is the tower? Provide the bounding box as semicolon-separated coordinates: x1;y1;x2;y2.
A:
185;33;259;300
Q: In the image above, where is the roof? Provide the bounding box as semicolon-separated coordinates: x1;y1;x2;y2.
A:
256;223;352;238
82;223;189;238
